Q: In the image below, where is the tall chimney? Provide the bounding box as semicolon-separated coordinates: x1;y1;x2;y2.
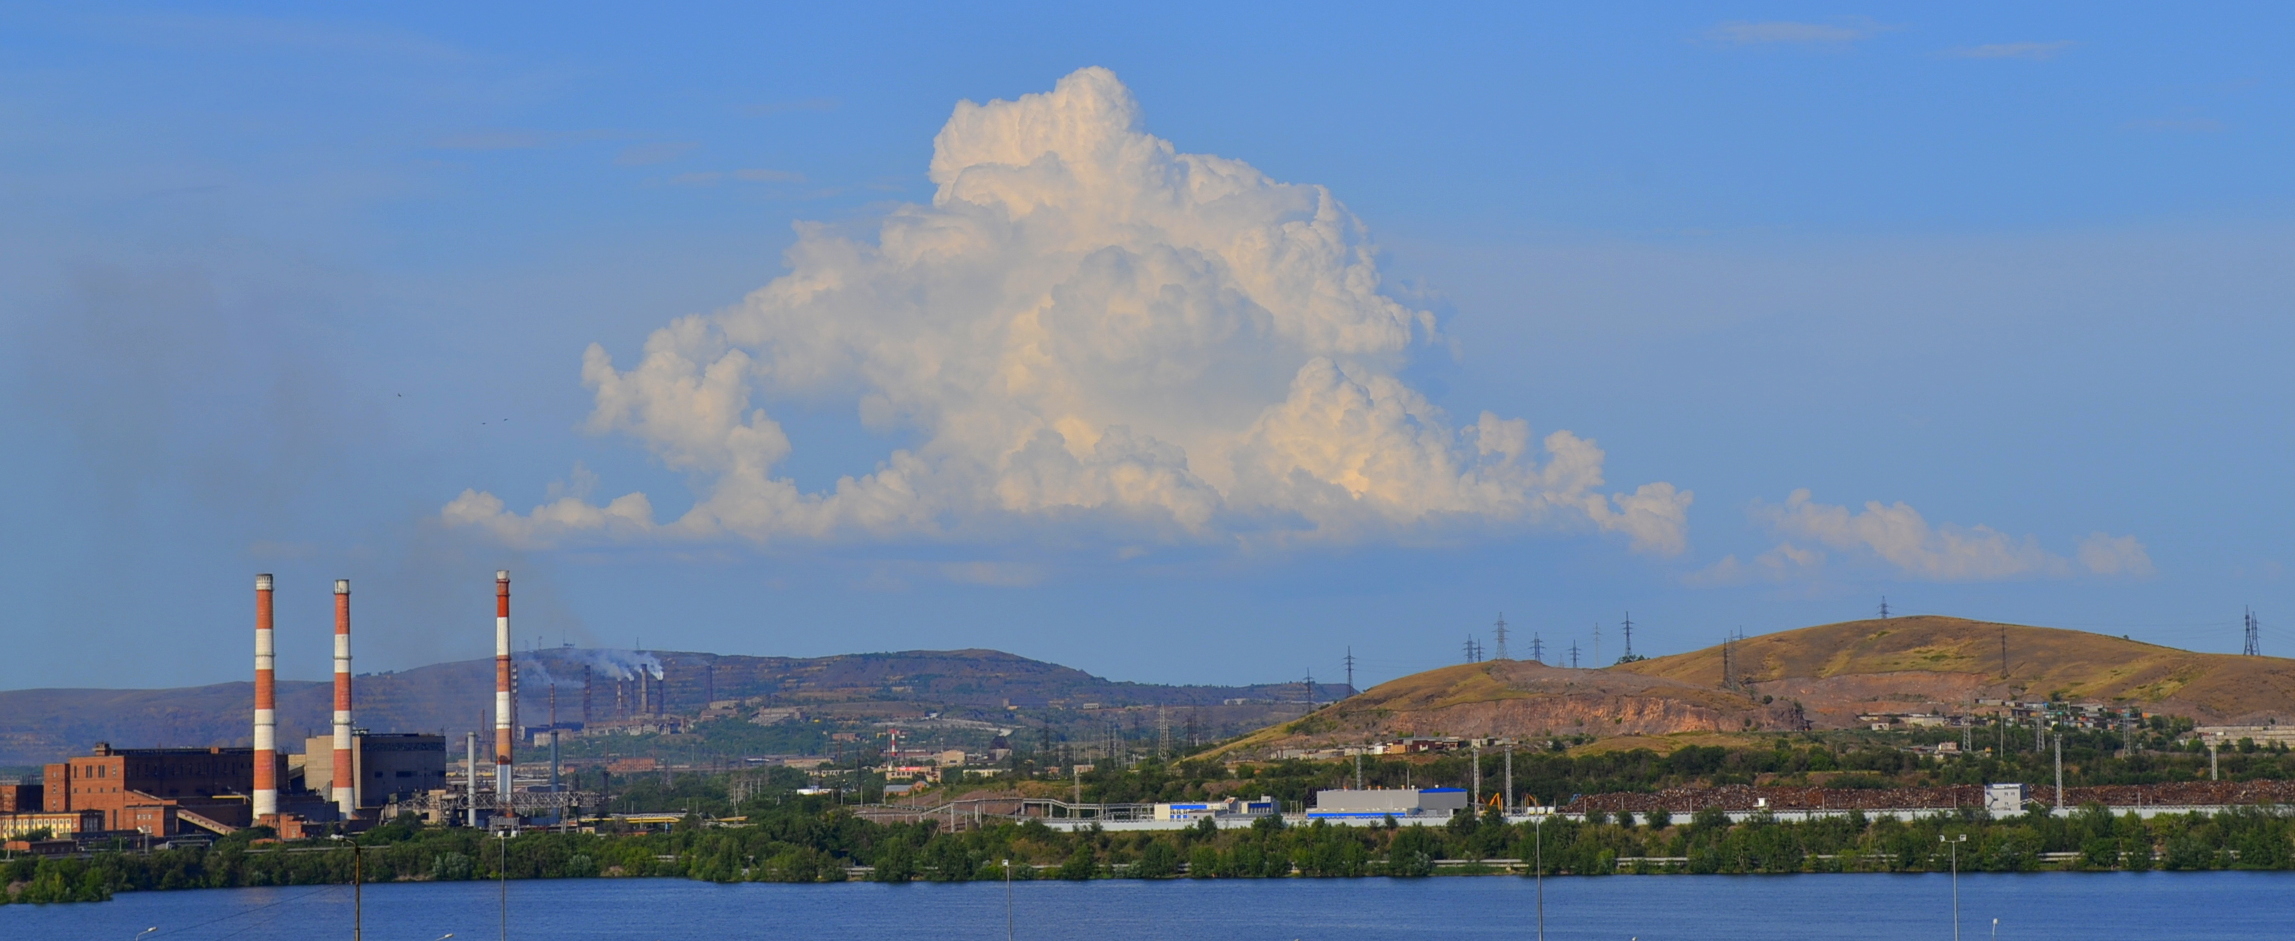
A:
253;574;278;819
332;579;355;817
495;570;514;809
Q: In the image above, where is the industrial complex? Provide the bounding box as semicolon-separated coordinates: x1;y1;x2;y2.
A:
0;571;579;851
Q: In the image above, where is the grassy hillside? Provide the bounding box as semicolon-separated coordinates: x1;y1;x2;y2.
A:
1614;616;2295;723
1216;616;2295;758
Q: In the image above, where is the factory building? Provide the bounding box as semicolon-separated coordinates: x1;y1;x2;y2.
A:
1307;787;1470;820
299;733;448;811
40;743;265;835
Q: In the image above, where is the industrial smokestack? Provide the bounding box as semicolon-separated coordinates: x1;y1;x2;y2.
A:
494;570;513;810
332;579;355;818
253;574;278;819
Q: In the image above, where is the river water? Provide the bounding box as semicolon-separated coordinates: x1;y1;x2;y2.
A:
5;871;2287;940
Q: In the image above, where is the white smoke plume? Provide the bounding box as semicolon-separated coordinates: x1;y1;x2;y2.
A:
445;68;1689;554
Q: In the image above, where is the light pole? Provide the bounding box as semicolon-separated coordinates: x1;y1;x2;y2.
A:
1531;804;1548;941
1941;833;1967;941
330;835;363;941
1003;858;1014;941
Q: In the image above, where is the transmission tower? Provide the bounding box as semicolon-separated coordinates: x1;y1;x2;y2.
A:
1530;632;1544;664
1344;647;1357;693
1878;596;1891;619
1492;614;1510;661
1593;622;1601;665
1720;633;1733;691
2245;607;2262;657
1157;707;1171;759
1569;640;1580;669
1621;612;1635;661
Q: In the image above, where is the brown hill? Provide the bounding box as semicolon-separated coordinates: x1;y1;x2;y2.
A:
1613;616;2295;726
1212;659;1806;758
1218;616;2295;758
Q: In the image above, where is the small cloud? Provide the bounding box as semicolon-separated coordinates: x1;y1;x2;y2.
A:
733;168;807;183
2077;533;2156;578
615;142;699;167
1944;40;2077;60
745;98;840;117
1705;18;1890;45
1720;489;2151;583
2124;117;2226;133
431;130;552;151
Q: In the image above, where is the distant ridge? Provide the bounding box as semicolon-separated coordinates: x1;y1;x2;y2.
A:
0;648;1348;767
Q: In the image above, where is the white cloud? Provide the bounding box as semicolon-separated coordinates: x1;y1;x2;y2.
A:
445;68;1689;555
2076;532;2156;577
1944;41;2077;60
1693;489;2151;583
1705;19;1889;45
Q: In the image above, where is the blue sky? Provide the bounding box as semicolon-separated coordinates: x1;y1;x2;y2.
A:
3;3;2291;691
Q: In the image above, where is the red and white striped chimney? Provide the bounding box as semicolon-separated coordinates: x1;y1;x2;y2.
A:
253;574;278;819
332;579;355;817
494;570;513;806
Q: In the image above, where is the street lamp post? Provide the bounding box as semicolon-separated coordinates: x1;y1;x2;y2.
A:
330;835;363;941
1531;803;1548;941
1941;833;1967;941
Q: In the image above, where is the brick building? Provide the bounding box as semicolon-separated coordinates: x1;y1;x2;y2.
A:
40;743;270;834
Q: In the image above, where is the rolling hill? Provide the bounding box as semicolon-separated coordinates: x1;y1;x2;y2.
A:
1218;616;2295;758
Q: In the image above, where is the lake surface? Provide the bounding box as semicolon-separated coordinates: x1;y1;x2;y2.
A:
6;871;2288;940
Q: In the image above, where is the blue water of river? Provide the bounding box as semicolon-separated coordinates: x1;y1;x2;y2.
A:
4;871;2287;940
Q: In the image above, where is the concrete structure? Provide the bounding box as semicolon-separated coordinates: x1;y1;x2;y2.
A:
253;573;278;819
1308;787;1469;820
302;733;449;812
1986;783;2029;816
494;570;513;810
2196;725;2295;747
330;578;355;816
1151;796;1278;821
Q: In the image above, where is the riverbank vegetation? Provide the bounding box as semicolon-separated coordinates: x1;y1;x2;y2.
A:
8;795;2295;906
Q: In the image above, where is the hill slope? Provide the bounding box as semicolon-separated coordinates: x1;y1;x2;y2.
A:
1220;616;2295;758
1613;616;2295;726
1214;659;1805;758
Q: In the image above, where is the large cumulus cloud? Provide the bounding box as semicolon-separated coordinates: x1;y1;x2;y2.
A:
445;68;1689;554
